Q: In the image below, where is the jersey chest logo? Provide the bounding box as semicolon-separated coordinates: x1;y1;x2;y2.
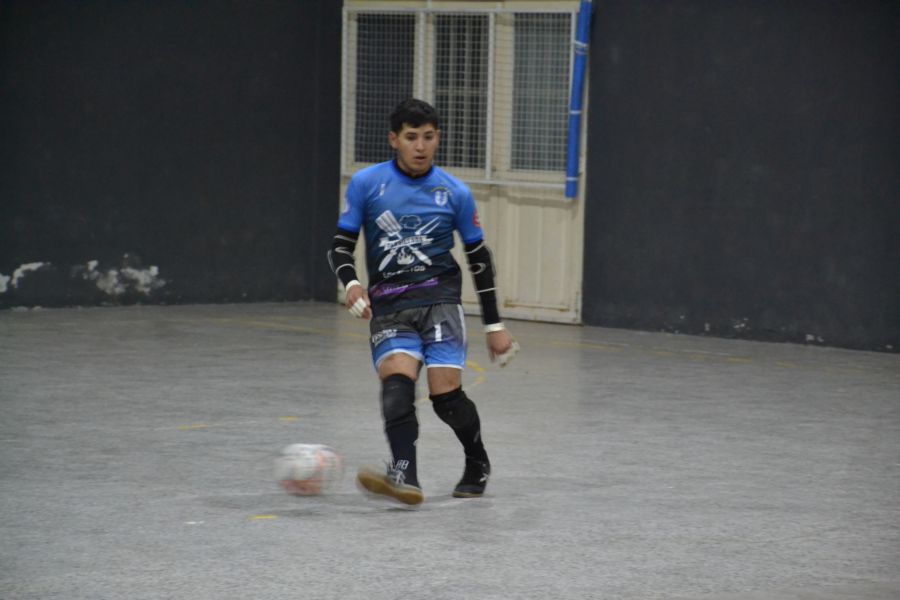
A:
375;210;441;272
431;186;450;207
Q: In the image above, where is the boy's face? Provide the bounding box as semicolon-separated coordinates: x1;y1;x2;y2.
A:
389;123;440;177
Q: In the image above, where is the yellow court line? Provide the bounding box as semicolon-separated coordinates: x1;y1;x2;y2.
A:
213;313;885;376
549;340;623;352
209;315;892;376
218;314;751;369
544;337;762;366
211;317;369;341
249;515;277;520
417;361;487;403
177;417;306;430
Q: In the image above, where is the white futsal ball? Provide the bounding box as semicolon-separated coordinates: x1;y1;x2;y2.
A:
274;444;343;496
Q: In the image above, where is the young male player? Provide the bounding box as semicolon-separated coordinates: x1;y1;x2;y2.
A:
327;99;518;506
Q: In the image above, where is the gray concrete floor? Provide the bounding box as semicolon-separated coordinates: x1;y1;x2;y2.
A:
1;302;898;600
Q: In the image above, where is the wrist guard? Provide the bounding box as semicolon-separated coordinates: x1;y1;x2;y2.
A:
327;228;360;288
464;240;500;325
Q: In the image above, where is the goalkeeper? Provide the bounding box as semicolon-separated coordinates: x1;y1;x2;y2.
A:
327;99;518;506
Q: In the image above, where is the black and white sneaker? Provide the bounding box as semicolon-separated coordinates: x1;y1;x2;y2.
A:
452;457;491;498
357;464;424;506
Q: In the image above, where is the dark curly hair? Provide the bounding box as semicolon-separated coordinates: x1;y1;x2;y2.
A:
390;98;440;133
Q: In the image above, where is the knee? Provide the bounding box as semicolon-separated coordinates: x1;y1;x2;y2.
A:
381;373;416;428
427;367;461;396
430;387;477;429
377;353;419;381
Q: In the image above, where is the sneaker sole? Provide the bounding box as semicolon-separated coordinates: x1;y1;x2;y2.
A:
357;468;424;505
452;490;484;498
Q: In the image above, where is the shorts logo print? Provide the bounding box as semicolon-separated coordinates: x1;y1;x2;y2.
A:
371;328;398;346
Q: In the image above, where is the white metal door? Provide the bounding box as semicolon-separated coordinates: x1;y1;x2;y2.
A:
341;1;586;324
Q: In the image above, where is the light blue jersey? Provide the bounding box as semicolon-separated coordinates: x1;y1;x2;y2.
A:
338;160;483;316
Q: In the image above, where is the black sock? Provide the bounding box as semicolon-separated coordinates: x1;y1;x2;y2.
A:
430;387;488;463
381;374;419;486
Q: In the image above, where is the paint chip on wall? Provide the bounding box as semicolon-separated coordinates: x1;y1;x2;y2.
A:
0;262;51;293
81;259;166;296
11;262;50;288
0;257;166;297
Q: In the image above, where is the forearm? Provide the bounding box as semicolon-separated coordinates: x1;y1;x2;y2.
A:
327;228;361;289
464;240;501;326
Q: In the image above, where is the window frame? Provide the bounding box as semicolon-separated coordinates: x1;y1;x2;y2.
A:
342;2;579;190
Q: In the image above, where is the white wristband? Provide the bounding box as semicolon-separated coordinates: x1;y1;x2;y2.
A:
484;322;506;333
345;279;362;291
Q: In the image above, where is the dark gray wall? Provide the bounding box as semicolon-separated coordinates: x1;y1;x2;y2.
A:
1;0;340;307
584;1;899;352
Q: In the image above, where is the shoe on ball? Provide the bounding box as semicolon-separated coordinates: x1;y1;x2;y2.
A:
357;464;424;506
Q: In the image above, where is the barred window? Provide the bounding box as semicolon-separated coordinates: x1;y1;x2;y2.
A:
344;7;575;184
512;14;571;171
354;14;415;163
433;15;489;170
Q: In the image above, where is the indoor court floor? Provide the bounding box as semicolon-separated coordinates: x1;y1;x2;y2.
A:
1;302;898;600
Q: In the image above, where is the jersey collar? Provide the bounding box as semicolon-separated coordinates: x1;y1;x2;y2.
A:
391;159;434;182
